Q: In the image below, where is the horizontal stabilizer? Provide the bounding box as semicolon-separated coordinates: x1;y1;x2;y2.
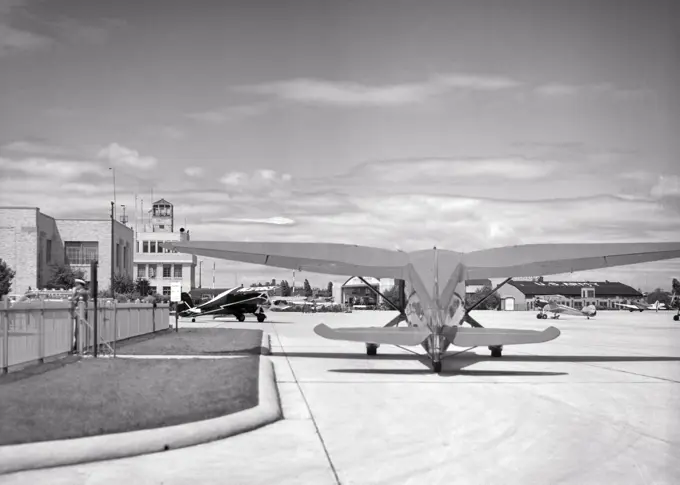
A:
314;324;431;346
445;326;560;347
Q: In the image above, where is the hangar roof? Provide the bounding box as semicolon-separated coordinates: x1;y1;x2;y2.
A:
509;280;641;297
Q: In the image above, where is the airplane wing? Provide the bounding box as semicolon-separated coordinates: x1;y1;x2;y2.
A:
464;242;680;279
314;323;431;346
443;326;561;347
613;302;641;310
161;241;408;279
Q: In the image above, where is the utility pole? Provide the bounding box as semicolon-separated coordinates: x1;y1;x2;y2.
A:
212;262;215;289
109;168;117;220
110;201;115;299
199;260;203;288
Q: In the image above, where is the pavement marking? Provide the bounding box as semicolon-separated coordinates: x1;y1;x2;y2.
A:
115;354;246;359
271;322;342;485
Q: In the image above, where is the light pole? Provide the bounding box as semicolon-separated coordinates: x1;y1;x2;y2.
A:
109;167;117;219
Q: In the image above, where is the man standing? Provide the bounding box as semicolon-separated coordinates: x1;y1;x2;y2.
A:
71;278;89;351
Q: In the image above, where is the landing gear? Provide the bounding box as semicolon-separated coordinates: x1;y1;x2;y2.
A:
536;313;543;319
256;313;266;323
674;314;679;322
489;345;503;358
432;361;442;373
366;343;378;356
191;318;196;323
236;314;246;322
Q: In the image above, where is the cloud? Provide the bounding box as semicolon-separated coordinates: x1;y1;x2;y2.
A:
97;143;158;170
209;217;296;226
187;104;268;124
184;166;204;177
0;21;52;56
237;73;522;107
650;175;680;198
50;17;126;45
220;169;292;188
1;139;73;156
535;82;649;99
0;156;107;179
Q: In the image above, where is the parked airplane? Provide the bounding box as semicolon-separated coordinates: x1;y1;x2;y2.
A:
162;240;680;372
534;297;597;319
613;300;667;312
178;285;281;322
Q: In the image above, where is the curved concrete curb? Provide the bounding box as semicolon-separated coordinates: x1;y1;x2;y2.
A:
260;332;271;355
0;357;281;476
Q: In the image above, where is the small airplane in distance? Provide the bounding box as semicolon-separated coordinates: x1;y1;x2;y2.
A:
613;300;667;312
162;240;680;372
533;297;597;320
178;285;285;322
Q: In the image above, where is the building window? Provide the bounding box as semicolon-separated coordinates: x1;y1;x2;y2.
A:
123;244;128;270
65;242;99;265
150;241;156;253
46;239;52;264
159;225;165;230
163;264;171;278
174;265;182;278
143;241;148;253
162;286;171;296
149;265;157;279
116;243;121;269
151;286;157;295
138;264;146;278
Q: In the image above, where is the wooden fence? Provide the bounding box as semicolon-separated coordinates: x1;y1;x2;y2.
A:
0;300;170;373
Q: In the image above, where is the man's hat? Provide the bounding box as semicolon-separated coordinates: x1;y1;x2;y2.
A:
74;279;86;285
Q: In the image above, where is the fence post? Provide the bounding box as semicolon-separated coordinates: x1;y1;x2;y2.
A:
2;298;9;374
152;302;156;333
77;301;85;354
39;299;45;363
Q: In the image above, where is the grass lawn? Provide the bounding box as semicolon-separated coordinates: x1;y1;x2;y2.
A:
0;355;259;446
116;328;264;355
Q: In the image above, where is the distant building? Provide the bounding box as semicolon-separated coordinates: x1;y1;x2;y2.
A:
497;279;643;311
0;206;133;294
133;199;196;296
465;279;491;295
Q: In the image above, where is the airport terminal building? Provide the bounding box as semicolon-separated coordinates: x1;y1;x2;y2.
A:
497;279;643;311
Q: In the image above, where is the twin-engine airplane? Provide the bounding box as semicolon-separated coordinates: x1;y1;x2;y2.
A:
533;297;597;320
162;240;680;372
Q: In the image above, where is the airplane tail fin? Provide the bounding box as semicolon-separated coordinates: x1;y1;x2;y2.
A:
177;292;194;313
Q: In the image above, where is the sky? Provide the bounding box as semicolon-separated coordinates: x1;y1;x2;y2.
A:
1;0;679;292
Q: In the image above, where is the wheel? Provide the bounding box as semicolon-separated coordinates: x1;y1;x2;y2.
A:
256;313;266;323
191;318;196;323
536;313;542;319
236;314;246;322
490;346;503;358
366;343;378;356
542;313;548;319
674;314;679;321
432;361;442;373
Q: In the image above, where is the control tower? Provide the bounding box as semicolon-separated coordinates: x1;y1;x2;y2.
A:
150;199;173;233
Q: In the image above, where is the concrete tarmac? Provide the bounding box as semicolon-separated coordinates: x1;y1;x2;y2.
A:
2;310;679;485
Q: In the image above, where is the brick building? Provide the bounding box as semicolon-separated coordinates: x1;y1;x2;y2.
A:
0;207;133;294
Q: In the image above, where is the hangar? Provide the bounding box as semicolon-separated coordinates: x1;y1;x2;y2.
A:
497;278;643;311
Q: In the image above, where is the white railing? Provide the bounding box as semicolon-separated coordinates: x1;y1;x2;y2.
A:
0;300;170;373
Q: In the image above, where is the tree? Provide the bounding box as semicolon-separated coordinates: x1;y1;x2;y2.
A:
0;258;16;297
327;281;333;296
465;284;501;310
646;288;672;307
303;278;313;298
45;264;85;289
279;280;291;297
271;278;276;286
135;278;152;296
112;273;135;294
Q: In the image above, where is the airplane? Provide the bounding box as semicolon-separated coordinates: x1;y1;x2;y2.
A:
533;297;597;319
178;285;283;322
161;240;680;372
612;300;667;312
